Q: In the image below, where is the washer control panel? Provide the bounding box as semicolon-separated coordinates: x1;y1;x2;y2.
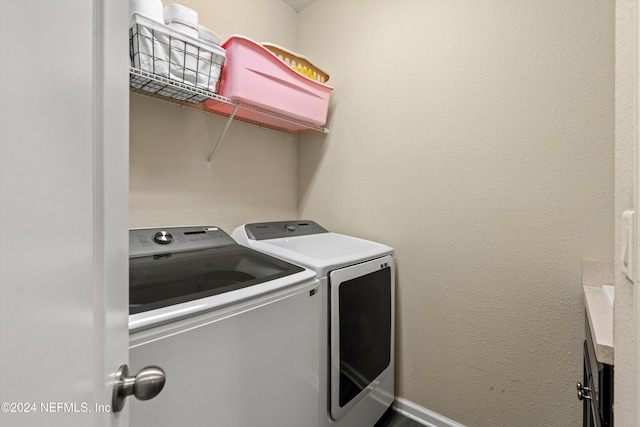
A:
245;220;328;240
130;226;235;257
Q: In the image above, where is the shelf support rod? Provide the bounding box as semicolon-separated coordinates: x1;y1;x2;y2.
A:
207;103;240;169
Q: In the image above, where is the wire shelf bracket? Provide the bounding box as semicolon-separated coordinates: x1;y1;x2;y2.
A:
207;103;239;169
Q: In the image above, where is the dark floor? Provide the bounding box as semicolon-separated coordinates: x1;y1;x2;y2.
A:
374;408;424;427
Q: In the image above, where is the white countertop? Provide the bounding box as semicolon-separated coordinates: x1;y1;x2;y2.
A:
583;285;614;365
582;259;614;365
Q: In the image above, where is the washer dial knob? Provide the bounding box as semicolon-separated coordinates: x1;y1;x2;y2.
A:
153;231;173;245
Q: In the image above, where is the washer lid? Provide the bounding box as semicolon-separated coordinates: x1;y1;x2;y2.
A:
129;245;306;314
129;226;308;317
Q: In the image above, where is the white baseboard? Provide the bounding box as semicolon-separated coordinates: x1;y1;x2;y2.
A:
392;397;466;427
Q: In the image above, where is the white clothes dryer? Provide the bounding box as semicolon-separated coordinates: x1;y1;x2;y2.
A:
233;220;395;427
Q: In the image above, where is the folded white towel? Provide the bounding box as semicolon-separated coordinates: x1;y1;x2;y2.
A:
164;4;198;26
167;21;198;38
197;25;221;46
130;0;164;22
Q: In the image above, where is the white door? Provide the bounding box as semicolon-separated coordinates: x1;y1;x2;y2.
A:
0;1;131;426
635;2;640;423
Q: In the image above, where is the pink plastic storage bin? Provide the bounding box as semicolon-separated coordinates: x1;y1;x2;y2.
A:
215;35;332;126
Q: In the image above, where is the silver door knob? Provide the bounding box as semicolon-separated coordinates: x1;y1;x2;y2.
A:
576;382;592;401
112;364;166;413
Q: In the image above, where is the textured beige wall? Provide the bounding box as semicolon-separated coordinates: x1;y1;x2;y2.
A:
298;1;614;425
614;1;637;425
130;0;620;424
130;0;300;232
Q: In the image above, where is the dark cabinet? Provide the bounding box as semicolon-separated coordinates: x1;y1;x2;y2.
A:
580;314;614;427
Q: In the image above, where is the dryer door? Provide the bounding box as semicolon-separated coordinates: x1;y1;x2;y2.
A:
329;255;394;420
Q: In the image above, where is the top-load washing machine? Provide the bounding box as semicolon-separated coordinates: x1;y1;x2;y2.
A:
128;225;320;426
232;220;395;427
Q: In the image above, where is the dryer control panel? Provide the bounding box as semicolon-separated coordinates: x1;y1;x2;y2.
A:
245;220;328;240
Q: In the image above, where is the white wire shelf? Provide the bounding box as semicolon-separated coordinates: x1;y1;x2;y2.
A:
129;67;329;136
129;67;215;104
